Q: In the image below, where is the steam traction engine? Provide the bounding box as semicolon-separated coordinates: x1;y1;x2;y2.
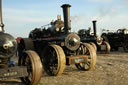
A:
101;29;128;51
0;0;42;85
78;20;111;53
18;4;97;76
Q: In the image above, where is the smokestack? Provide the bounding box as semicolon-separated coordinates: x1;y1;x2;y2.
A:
0;0;4;32
92;20;97;36
61;4;71;34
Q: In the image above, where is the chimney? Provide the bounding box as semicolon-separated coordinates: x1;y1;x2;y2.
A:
92;20;97;36
0;0;4;32
61;4;71;34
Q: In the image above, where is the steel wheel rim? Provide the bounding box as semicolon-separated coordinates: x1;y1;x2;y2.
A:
89;42;97;52
103;41;111;53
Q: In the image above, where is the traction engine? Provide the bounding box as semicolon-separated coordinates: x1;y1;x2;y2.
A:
101;28;128;52
18;4;97;76
78;20;111;53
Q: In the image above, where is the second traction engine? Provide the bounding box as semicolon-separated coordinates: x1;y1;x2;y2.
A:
18;4;97;76
78;20;111;53
101;28;128;51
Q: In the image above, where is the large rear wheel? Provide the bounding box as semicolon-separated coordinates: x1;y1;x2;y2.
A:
75;43;97;71
42;45;66;76
19;50;42;85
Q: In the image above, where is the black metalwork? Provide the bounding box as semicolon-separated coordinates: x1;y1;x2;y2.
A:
101;28;128;51
61;4;71;34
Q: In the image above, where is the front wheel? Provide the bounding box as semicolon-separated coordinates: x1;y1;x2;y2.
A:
18;50;42;85
75;43;97;71
102;41;111;53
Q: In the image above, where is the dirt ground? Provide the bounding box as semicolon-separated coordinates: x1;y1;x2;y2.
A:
0;51;128;85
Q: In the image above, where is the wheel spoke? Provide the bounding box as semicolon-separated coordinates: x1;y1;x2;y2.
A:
86;62;91;66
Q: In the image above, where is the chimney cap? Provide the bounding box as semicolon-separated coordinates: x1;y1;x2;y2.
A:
61;4;71;8
92;20;97;22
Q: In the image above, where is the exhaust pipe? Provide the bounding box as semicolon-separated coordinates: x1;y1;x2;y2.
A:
92;20;97;36
0;0;4;32
61;4;71;34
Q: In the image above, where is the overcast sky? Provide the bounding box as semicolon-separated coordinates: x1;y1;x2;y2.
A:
2;0;128;37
